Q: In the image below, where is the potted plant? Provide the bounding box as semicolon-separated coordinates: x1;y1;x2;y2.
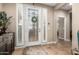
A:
0;11;12;35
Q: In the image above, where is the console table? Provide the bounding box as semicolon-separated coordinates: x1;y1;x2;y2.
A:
0;32;15;55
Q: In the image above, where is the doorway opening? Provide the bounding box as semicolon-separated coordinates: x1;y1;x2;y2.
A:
69;12;72;46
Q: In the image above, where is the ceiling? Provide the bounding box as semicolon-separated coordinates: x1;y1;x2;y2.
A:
42;3;58;7
42;3;72;11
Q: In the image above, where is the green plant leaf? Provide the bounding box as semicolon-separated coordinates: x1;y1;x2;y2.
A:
0;11;13;29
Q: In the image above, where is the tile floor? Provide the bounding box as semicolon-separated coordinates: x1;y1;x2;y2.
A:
12;39;71;55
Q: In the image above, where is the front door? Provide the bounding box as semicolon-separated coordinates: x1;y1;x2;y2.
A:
25;7;42;46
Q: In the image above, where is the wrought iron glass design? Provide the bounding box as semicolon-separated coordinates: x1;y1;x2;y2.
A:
28;8;38;42
18;8;22;43
18;25;22;43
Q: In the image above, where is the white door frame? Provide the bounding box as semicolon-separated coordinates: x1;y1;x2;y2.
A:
16;4;48;47
24;5;48;47
24;7;41;46
57;16;66;41
41;8;48;43
16;4;24;46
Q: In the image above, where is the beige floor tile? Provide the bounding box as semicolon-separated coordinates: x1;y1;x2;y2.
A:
12;48;24;55
12;39;71;55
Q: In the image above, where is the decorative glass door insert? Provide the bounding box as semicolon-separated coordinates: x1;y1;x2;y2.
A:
28;8;38;42
25;7;41;46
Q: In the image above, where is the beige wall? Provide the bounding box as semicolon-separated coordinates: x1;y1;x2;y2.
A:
2;3;54;42
0;3;3;11
3;3;16;32
72;3;79;49
66;12;70;41
1;3;70;44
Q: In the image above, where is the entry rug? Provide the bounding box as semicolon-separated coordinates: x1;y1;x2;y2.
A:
23;45;48;55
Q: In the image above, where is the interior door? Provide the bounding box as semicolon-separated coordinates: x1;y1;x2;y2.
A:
25;7;42;46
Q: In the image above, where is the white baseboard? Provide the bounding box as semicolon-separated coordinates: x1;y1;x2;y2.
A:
41;41;57;45
15;45;26;49
15;41;57;49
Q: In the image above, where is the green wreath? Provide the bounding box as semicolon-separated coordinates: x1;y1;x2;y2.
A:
31;16;38;23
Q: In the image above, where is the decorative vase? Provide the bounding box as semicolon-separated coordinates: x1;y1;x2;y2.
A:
0;27;6;35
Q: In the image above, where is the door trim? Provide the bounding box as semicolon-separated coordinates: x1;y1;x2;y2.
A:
16;4;24;46
24;5;48;47
16;4;48;47
24;6;42;46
